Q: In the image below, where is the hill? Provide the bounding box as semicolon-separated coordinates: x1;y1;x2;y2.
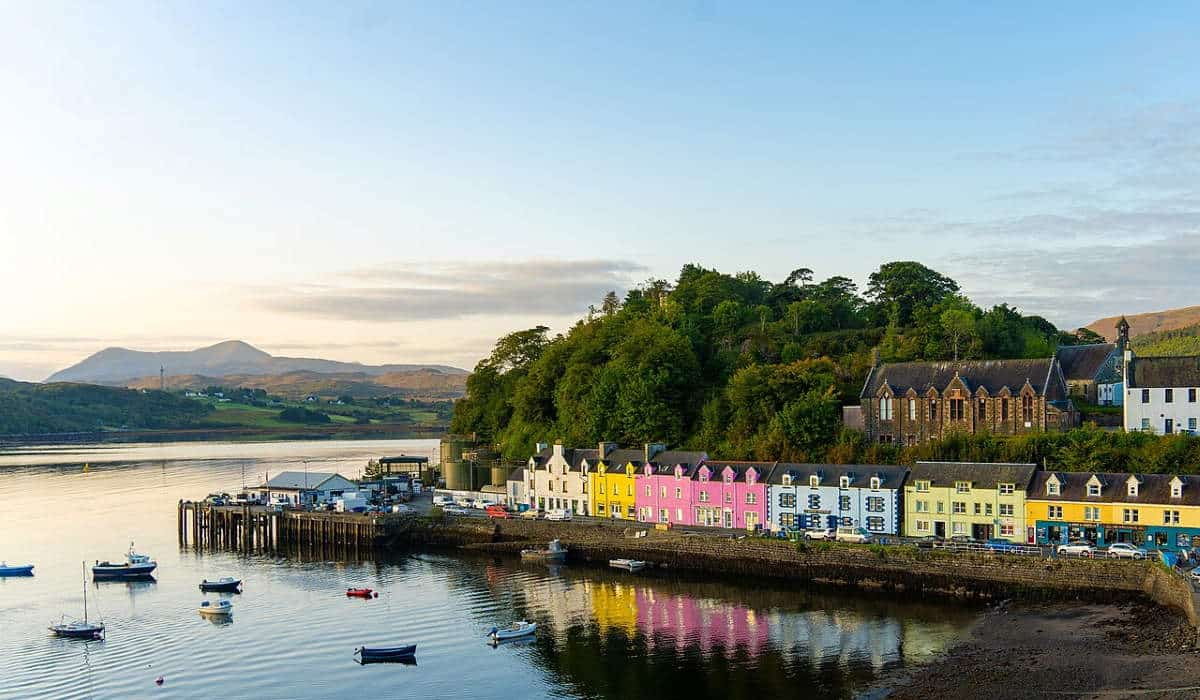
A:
1086;306;1200;341
47;340;467;387
0;379;212;436
124;368;467;400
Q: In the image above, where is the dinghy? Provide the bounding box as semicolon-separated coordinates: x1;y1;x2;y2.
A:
50;563;104;640
608;559;647;573
354;644;417;662
199;577;242;592
0;562;34;576
489;620;537;642
198;599;233;616
93;542;157;580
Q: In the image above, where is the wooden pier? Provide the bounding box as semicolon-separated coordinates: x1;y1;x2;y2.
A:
178;501;382;557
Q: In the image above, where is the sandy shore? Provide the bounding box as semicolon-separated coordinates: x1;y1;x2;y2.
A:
874;601;1200;700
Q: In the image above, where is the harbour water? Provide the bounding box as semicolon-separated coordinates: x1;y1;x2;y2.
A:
0;440;978;699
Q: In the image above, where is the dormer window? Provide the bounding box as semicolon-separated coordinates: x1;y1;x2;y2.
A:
870;477;881;490
809;475;820;488
1047;480;1060;496
839;476;850;488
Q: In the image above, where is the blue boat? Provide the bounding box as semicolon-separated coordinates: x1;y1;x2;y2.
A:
0;562;34;576
354;644;417;662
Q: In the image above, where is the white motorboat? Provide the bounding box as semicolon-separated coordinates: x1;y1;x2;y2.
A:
198;599;233;616
608;558;647;573
489;620;537;642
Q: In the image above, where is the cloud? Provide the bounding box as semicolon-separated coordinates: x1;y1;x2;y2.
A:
258;259;648;322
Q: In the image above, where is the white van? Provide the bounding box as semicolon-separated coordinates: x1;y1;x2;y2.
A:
545;509;573;522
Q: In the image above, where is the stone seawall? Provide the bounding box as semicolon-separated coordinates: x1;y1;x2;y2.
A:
380;515;1200;623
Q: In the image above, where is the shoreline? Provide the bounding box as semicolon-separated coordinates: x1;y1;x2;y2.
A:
873;601;1200;699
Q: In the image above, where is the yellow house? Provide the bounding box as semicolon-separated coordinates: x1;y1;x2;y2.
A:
1027;471;1200;550
590;459;639;519
903;461;1037;542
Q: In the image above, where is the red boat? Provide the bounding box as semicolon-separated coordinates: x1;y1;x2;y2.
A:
346;588;377;598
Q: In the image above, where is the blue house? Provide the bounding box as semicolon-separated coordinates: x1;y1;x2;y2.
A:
766;464;907;535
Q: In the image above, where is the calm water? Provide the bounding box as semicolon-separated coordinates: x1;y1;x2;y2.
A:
0;440;978;700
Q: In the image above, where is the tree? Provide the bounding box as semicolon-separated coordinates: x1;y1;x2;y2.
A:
865;261;960;327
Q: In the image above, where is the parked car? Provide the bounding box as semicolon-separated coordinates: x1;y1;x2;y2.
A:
1105;543;1148;559
432;495;453;506
835;527;872;544
1057;540;1096;557
803;528;834;541
544;509;573;522
485;505;510;519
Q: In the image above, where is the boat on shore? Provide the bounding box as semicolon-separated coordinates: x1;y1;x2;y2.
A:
609;558;647;573
93;542;157;580
354;644;417;662
199;577;242;592
520;539;567;563
50;563;104;640
199;599;233;616
0;562;34;576
489;620;537;642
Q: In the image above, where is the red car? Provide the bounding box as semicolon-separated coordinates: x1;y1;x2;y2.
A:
485;505;510;519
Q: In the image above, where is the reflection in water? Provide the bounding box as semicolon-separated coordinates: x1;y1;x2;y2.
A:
0;440;976;700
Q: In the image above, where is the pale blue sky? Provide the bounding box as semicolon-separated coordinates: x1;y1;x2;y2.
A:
2;2;1199;379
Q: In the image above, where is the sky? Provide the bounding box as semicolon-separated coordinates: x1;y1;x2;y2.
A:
2;2;1200;381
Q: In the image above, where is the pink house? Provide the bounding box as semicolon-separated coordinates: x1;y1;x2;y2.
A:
691;461;774;530
634;450;707;526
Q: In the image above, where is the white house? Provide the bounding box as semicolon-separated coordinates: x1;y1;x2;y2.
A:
253;471;357;505
1123;352;1200;435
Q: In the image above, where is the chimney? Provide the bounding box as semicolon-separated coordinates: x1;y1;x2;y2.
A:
643;442;666;464
598;441;617;459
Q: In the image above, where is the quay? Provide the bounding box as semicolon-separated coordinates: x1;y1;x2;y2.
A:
178;501;382;555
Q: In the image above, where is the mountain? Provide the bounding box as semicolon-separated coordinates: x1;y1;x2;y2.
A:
1085;306;1200;342
47;340;468;385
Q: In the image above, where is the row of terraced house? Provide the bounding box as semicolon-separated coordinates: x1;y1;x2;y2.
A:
508;444;1200;550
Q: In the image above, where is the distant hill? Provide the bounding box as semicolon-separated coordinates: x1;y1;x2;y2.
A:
47;340;468;387
124;368;467;400
1086;306;1200;341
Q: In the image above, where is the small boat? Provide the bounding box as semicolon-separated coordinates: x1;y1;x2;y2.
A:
489;620;537;642
50;562;104;640
198;599;233;616
354;644;417;662
93;542;157;580
0;562;34;576
199;577;242;592
520;539;567;563
346;587;377;598
609;558;647;573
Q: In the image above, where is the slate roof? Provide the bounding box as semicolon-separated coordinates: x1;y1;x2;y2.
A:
1056;344;1117;382
262;471;349;490
1128;356;1200;389
861;358;1066;400
908;461;1038;490
768;463;908;489
696;461;775;482
1029;471;1200;506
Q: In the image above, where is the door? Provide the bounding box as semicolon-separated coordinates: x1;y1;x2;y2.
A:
1165;418;1174;434
934;521;946;538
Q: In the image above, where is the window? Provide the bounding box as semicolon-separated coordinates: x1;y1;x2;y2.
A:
949;398;964;420
1172;481;1183;498
659;508;668;522
1022;394;1034;423
916;519;930;533
698;491;710;503
1084;506;1100;521
808;494;821;509
915;500;929;513
780;513;795;529
915;480;930;493
1047;480;1060;496
839;476;850;488
1164;510;1181;525
870;477;881;490
1087;482;1100;497
866;516;885;531
1141;418;1151;430
1123;508;1139;523
879;397;893;420
973;503;982;515
839;495;851;511
955;481;971;494
1048;505;1063;519
999;524;1015;537
1191;388;1197;403
746;492;757;505
999;483;1014;495
1142;389;1150;404
779;493;796;508
1001;398;1009;421
953;501;966;514
952;522;966;535
867;496;885;512
999;503;1014;517
1166;388;1174;403
908;398;917;420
